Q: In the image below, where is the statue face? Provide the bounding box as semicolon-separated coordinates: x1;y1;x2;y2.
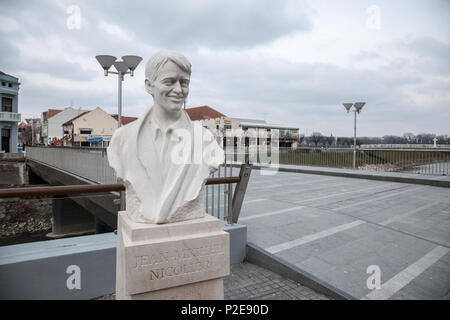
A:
146;61;190;113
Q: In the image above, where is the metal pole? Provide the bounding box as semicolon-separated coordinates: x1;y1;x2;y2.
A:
211;170;215;217
353;110;357;169
217;163;221;219
227;183;233;225
31;120;34;146
118;72;123;128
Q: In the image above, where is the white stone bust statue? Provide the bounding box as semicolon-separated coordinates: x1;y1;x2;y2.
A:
107;50;224;224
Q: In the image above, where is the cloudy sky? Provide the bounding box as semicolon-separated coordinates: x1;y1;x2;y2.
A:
1;0;449;136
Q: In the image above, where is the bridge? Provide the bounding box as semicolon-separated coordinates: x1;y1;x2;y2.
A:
1;146;449;300
21;146;251;238
0;146;254;299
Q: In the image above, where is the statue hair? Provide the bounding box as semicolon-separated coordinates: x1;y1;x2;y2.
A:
145;50;191;83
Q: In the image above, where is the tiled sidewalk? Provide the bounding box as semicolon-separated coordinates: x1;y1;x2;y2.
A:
224;262;331;300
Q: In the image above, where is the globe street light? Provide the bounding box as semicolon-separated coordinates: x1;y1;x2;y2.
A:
343;102;366;169
95;55;142;127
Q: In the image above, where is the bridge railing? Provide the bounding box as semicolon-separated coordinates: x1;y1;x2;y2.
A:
24;146;252;224
25;146;116;184
238;147;450;176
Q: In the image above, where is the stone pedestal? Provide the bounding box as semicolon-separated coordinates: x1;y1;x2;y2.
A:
116;212;230;300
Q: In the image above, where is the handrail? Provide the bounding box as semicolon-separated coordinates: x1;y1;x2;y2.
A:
206;176;240;185
0;184;125;198
0;177;241;198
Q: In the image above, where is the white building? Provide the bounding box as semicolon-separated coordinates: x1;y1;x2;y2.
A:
239;120;300;148
186;106;300;149
45;107;89;144
0;71;21;153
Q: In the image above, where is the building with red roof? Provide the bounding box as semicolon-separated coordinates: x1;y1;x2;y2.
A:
112;115;138;126
185;105;226;121
41;107;88;145
185;105;300;149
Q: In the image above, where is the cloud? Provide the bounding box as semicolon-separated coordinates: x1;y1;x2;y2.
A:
98;21;131;41
83;0;312;49
395;37;450;76
185;44;449;135
0;0;449;136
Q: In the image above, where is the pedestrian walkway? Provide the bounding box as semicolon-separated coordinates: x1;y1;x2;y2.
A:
240;168;450;300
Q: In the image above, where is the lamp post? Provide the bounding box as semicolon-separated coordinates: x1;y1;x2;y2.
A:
95;55;142;127
343;102;366;169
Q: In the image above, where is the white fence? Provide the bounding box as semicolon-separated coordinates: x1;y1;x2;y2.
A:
26;147;117;184
361;144;450;149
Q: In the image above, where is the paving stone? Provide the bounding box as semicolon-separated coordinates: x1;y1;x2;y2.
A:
223;262;331;300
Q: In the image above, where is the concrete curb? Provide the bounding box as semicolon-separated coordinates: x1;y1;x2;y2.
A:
245;242;356;300
250;164;450;188
222;222;247;265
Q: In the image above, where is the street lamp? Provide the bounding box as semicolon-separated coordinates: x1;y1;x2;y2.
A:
95;55;142;127
342;102;366;169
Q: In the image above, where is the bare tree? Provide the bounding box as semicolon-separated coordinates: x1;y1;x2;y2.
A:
416;133;436;144
308;132;324;146
325;134;334;146
403;132;416;144
382;135;406;144
436;134;449;145
298;134;305;145
336;137;351;146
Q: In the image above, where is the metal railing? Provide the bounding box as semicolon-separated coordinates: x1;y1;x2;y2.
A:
0;183;125;198
24;146;252;223
361;144;450;149
0;111;21;122
206;160;252;224
0;177;249;225
246;147;450;175
26;146;117;184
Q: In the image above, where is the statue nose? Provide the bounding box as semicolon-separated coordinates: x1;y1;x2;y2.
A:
173;81;182;93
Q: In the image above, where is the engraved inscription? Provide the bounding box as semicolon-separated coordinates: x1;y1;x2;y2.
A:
133;241;224;281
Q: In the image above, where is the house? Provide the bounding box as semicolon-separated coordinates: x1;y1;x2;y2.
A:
41;108;63;144
43;107;89;145
185;105;299;149
185;105;239;147
239;120;300;148
0;71;21;153
111;115;138;126
62;107;118;147
185;105;226;121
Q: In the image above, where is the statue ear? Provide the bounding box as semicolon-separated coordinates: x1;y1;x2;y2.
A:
145;79;153;95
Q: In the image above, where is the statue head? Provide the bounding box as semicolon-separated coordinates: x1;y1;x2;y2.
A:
145;50;192;114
